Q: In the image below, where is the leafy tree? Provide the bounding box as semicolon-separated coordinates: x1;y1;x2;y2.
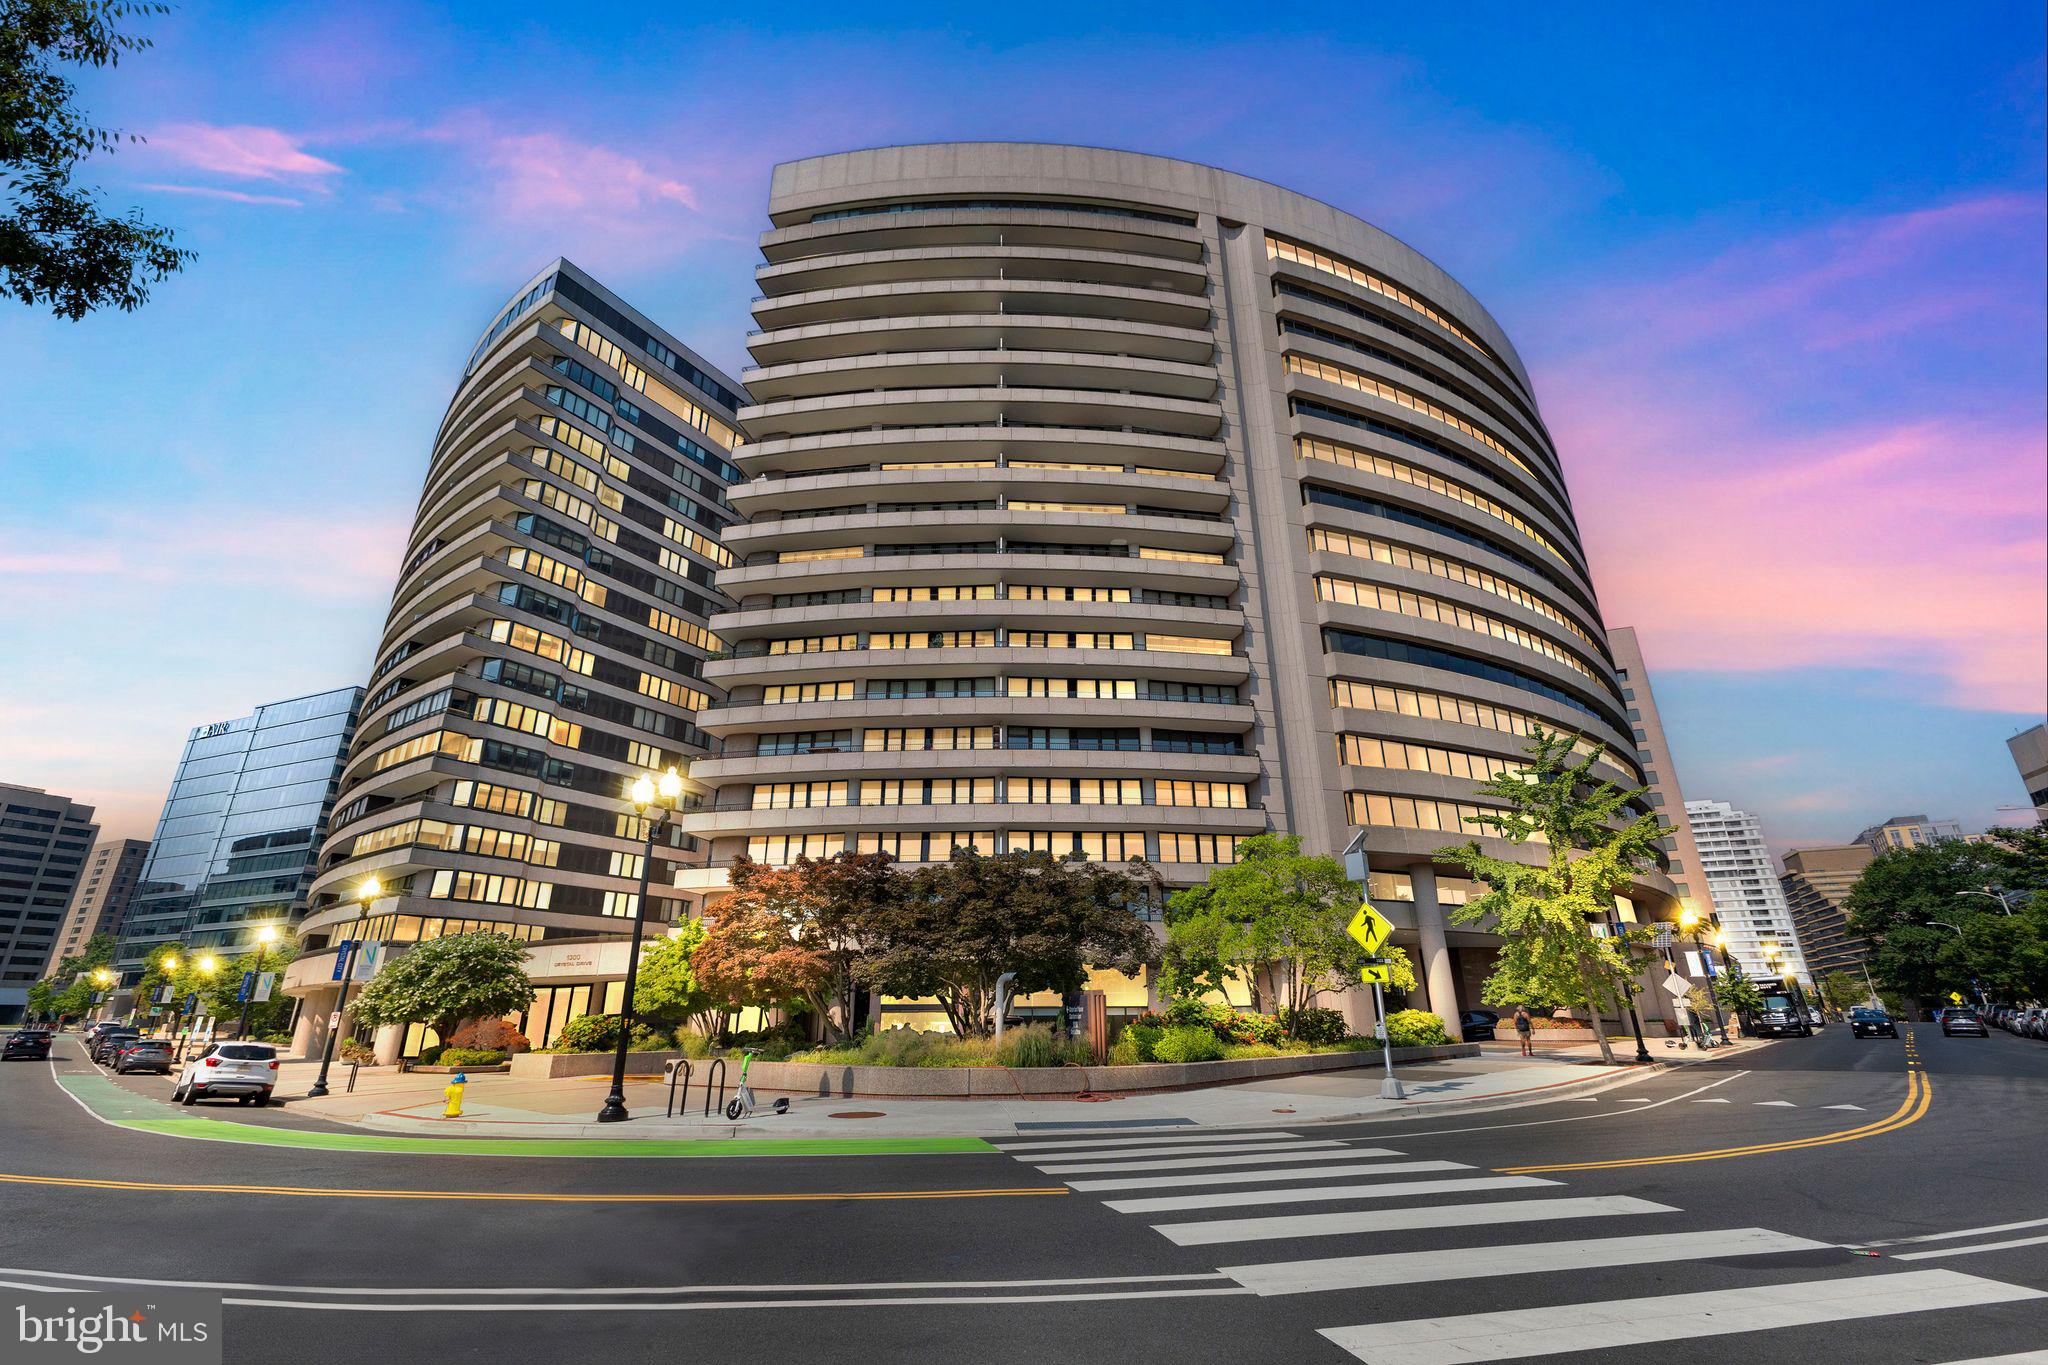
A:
689;898;830;1029
632;920;712;1031
1436;725;1671;1065
1845;833;2048;1005
721;850;900;1040
347;933;535;1044
3;0;193;317
862;848;1160;1038
1162;833;1413;1029
1716;959;1765;1019
29;930;116;1020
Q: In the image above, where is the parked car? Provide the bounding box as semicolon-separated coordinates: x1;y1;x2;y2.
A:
1847;1007;1898;1039
172;1042;279;1106
3;1029;53;1060
89;1028;141;1064
110;1039;175;1075
1941;1009;1988;1037
1460;1009;1499;1041
1745;993;1813;1038
2026;1008;2048;1040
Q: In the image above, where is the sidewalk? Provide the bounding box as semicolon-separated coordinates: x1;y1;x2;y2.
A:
272;1037;1765;1141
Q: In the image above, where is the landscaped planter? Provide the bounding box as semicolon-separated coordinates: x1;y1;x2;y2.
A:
402;1062;512;1074
509;1049;681;1080
729;1042;1480;1099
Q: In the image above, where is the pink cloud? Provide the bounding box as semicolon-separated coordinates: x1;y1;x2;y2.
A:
1539;192;2047;713
144;123;345;183
3;507;407;601
139;182;304;207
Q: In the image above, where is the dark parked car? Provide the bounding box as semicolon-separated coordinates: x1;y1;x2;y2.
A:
1942;1009;1987;1037
3;1030;53;1060
1745;993;1813;1038
89;1029;141;1064
1460;1010;1499;1041
110;1039;174;1075
1847;1007;1898;1039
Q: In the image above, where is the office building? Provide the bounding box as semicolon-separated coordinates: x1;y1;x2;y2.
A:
112;688;363;1009
684;145;1680;1033
1779;843;1876;978
289;260;746;1058
0;785;99;1023
1852;814;1963;853
1685;799;1810;983
2009;723;2047;820
43;837;150;971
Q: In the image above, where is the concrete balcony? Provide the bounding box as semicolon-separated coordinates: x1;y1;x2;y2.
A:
728;464;1228;519
715;547;1241;599
756;242;1210;297
711;596;1242;644
733;424;1226;480
750;278;1211;332
747;312;1215;368
686;798;1267;841
741;349;1217;404
739;384;1223;442
696;694;1255;740
703;643;1250;690
758;208;1207;266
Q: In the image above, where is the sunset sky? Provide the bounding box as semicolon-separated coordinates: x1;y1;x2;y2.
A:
2;1;2042;854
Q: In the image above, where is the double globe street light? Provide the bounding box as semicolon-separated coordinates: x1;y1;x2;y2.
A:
1676;907;1731;1046
597;765;688;1124
309;875;383;1099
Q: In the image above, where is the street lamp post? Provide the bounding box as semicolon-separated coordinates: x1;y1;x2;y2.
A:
598;766;686;1124
1679;909;1730;1046
234;925;281;1041
87;968;114;1028
308;877;382;1100
174;955;218;1063
1955;889;2019;916
1603;911;1653;1064
1927;920;1988;1011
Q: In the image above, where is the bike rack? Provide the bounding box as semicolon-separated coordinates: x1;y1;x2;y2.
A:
664;1060;693;1118
346;1061;361;1094
702;1058;727;1117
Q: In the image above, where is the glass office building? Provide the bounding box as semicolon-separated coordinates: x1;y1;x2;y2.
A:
112;687;363;1002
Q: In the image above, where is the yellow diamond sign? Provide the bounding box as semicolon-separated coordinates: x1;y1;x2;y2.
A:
1347;902;1394;957
1359;964;1393;987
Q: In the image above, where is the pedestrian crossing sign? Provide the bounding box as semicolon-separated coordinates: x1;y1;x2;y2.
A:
1359;963;1393;986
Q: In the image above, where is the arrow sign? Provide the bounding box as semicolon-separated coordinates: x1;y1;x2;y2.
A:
1347;903;1394;957
1359;964;1393;986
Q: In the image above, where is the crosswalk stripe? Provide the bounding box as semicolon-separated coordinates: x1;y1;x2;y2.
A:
1034;1148;1401;1176
1617;1098;1653;1104
1066;1159;1470;1193
1153;1195;1674;1247
1931;1352;2048;1363
1825;1104;1865;1111
1693;1098;1732;1103
1104;1175;1555;1215
1223;1226;1827;1295
1894;1233;2048;1261
996;1132;1301;1153
1316;1268;2045;1364
1015;1139;1343;1163
1754;1100;1797;1107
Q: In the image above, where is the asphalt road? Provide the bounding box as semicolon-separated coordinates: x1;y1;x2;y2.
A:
2;1024;2044;1365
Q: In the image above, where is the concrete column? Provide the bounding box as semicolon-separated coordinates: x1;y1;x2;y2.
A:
1409;867;1461;1038
372;1023;406;1066
288;1002;319;1060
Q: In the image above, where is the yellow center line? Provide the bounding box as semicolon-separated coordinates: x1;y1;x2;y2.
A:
1497;1068;1930;1174
0;1172;1067;1203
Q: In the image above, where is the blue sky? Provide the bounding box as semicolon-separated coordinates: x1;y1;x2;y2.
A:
1;2;2042;853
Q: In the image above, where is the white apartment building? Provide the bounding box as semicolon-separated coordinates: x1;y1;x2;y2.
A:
1684;799;1811;983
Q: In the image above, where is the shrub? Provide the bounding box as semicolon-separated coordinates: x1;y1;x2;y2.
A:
417;1044;445;1065
1108;1034;1144;1065
672;1029;713;1059
437;1047;506;1067
1221;1042;1283;1059
449;1017;529;1054
1119;1022;1162;1062
549;1014;667;1054
338;1039;376;1066
995;1024;1087;1068
1152;1025;1226;1063
1282;1006;1349;1046
1385;1009;1451;1048
1223;1010;1282;1045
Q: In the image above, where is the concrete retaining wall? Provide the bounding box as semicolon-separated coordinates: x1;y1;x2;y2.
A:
738;1043;1478;1099
509;1050;680;1080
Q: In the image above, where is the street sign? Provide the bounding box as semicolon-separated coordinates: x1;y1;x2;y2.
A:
155;984;173;1004
253;972;275;1003
1359;963;1393;986
183;992;197;1013
237;971;255;1003
1347;903;1394;956
326;1011;341;1029
331;941;354;982
1661;974;1693;1001
1949;991;1964;1004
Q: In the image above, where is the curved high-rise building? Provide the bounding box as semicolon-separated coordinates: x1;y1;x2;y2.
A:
686;145;1674;1030
287;260;746;1057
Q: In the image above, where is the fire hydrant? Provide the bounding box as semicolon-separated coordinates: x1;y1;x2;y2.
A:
443;1070;468;1119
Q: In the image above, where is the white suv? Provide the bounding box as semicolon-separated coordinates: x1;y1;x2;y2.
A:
173;1042;279;1106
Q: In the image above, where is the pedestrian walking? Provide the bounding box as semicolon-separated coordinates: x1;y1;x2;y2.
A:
1513;1004;1534;1057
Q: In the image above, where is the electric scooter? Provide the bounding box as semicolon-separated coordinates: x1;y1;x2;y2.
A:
724;1049;789;1120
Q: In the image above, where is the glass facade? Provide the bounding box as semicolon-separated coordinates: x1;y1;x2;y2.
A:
114;686;362;985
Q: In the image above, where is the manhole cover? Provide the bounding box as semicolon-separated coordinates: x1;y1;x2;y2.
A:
829;1110;885;1119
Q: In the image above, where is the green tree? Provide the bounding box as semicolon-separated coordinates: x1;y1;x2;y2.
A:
1716;959;1765;1019
1436;725;1671;1065
3;0;193;317
721;850;901;1040
29;930;116;1020
632;920;712;1031
347;933;535;1044
1845;834;2048;1006
862;848;1160;1038
1163;833;1412;1028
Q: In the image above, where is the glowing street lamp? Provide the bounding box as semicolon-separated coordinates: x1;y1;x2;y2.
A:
598;765;689;1124
310;875;384;1099
1676;907;1729;1046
